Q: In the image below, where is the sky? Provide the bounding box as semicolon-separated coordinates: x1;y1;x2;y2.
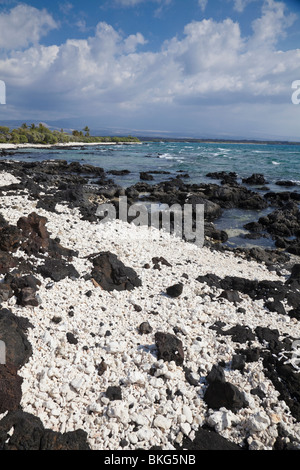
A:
0;0;300;140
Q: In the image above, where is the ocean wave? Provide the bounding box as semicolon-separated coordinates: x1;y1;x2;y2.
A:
158;153;177;160
211;151;231;157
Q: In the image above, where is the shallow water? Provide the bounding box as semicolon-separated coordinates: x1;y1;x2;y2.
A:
7;141;300;249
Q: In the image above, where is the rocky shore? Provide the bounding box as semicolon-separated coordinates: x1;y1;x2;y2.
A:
0;158;300;451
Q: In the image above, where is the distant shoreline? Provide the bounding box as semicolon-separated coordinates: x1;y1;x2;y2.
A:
1;140;300;152
0;141;142;151
139;138;300;145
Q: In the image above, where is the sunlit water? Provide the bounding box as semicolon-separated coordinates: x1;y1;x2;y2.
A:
8;141;300;249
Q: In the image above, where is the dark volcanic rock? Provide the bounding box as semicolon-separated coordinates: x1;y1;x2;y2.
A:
0;411;44;450
152;256;172;268
0;251;18;274
185;195;222;221
231;354;246;372
0;283;13;302
204;380;248;411
140;172;154;181
206;364;225;384
204;222;228;243
0;225;22;252
138;321;153;335
288;307;300;320
108;169;131;176
0;308;33;369
219;290;242;303
254;326;284;354
15;287;40;307
287;264;300;283
166;283;183;298
6;274;41;307
243;221;264;233
242;173;268;185
155;332;184;366
216;324;256;344
237;246;290;266
262;356;300;422
106;386;122;401
206;171;238;185
89;251;142;292
275;180;298;187
17;212;50;254
66;332;78;345
40;429;90;450
0;410;90;450
264;300;286;316
184;367;199;386
37;259;80;282
198;182;268;211
17;212;77;258
0;364;23;413
197;271;300;317
274;424;300;450
181;426;242;451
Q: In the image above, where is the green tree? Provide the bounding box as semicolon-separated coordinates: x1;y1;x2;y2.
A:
19;134;28;143
83;126;90;137
0;126;10;134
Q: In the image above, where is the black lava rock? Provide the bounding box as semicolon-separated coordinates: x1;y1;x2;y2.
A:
66;332;78;345
37;259;80;282
204;380;248;411
138;321;153;335
106;386;122;401
0;410;90;450
155;332;184;366
166;283;183;298
181;426;243;450
89;251;142;292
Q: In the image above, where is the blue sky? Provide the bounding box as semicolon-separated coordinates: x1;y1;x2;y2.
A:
0;0;300;139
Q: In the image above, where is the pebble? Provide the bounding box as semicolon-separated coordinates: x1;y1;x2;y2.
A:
182;405;193;424
153;415;172;430
248;412;271;432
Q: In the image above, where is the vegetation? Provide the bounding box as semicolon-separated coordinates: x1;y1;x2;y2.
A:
0;123;140;145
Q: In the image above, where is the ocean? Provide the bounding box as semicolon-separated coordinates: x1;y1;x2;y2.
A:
7;140;300;250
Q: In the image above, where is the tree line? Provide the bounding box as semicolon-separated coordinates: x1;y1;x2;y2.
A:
0;123;140;144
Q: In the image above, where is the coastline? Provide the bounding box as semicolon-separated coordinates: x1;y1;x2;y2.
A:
0;159;300;451
0;141;142;151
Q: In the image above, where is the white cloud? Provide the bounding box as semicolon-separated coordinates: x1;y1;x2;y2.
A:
232;0;258;13
0;4;58;50
114;0;171;8
115;0;144;4
0;0;299;138
59;2;74;15
250;0;297;49
198;0;208;12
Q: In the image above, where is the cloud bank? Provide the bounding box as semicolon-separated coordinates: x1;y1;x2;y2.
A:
0;1;299;138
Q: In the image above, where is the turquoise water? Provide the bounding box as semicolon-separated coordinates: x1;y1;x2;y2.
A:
11;141;300;189
9;141;300;249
